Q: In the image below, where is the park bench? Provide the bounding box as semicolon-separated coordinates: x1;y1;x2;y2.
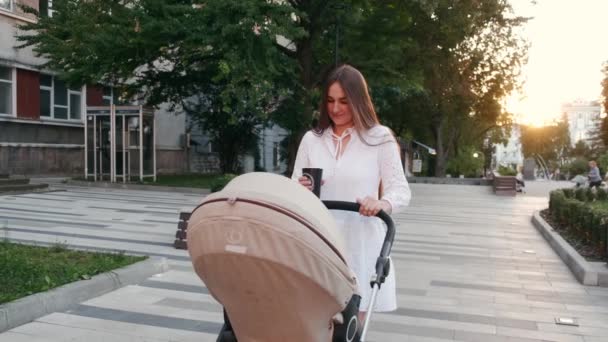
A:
492;172;517;196
174;208;192;249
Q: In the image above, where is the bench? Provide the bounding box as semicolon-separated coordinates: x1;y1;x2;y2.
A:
174;209;192;250
492;173;517;196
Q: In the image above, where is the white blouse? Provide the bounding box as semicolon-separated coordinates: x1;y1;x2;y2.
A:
291;125;411;212
291;124;411;312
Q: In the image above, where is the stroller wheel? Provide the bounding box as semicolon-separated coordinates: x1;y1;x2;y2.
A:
333;295;361;342
216;330;237;342
217;309;237;342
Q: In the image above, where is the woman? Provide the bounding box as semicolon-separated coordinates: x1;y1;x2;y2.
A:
588;160;602;189
292;64;411;322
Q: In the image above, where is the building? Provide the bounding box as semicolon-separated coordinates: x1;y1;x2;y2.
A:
0;1;204;177
561;99;602;145
492;124;524;170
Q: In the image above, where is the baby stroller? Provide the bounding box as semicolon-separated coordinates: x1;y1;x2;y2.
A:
187;172;395;342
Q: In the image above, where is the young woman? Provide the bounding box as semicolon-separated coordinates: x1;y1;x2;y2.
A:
292;64;411;322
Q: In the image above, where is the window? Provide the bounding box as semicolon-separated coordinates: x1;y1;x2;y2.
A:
39;74;82;120
102;86;113;105
0;66;12;115
273;142;279;169
39;0;48;17
0;0;13;12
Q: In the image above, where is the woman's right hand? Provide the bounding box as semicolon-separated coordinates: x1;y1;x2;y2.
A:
298;176;313;191
298;176;324;192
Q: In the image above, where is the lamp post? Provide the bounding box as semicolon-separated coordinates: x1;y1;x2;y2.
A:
331;3;347;66
403;140;437;177
412;140;437;155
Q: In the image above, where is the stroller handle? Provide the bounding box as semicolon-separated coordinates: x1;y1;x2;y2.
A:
322;200;395;288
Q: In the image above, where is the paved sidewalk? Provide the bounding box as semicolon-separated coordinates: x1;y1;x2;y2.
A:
1;182;607;341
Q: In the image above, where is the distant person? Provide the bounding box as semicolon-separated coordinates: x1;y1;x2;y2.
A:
588;160;602;189
554;168;560;181
515;166;525;192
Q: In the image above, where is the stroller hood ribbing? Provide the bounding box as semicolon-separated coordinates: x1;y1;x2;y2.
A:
187;172;358;342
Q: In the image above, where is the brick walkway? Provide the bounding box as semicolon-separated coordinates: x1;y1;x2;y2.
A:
0;182;606;341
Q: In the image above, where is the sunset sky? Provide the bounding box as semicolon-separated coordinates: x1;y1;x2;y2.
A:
507;0;608;126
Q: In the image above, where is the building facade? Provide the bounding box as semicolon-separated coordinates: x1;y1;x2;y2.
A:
492;124;524;170
0;1;188;176
561;99;602;145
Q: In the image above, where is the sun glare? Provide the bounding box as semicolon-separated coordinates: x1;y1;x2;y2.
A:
506;0;608;127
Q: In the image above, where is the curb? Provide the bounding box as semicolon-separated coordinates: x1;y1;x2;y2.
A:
531;211;608;286
66;180;210;194
0;256;169;333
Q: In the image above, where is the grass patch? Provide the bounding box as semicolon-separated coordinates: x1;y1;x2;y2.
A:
0;241;146;304
146;174;224;188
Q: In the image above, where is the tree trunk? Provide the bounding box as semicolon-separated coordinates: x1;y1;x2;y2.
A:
432;120;450;177
286;37;315;176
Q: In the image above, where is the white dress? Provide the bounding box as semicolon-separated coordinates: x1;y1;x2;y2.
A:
292;125;411;312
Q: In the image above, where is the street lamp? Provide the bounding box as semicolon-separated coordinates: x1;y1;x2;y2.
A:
331;3;347;66
473;152;480;158
412;140;437;155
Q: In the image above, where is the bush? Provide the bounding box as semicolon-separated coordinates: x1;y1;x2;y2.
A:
210;174;237;193
548;189;608;258
446;147;484;178
566;158;589;177
597;188;608;201
575;187;587;202
497;165;517;176
562;188;575;198
586;187;596;202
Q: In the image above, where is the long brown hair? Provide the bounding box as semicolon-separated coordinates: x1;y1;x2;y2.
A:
314;64;380;135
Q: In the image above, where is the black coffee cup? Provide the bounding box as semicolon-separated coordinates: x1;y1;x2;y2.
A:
302;168;323;197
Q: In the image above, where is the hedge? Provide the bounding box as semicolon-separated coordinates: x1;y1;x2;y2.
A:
549;189;608;258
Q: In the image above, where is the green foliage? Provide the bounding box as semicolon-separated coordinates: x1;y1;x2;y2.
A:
210;174;237;193
601;62;608;146
562;188;575;199
597;188;608;201
18;0;528;177
566;158;589;177
399;0;529;176
146;174;228;189
497;165;517;176
520;119;570;167
570;140;592;159
549;189;608;258
586;187;596;202
597;153;608;175
0;241;145;304
446;147;484;178
18;0;302;174
575;188;587;202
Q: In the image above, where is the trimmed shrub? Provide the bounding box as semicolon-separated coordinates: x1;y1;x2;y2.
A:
548;189;608;258
562;188;575;198
586;187;596;202
575;187;587;202
210;174;237;193
597;188;608;201
497;165;517;176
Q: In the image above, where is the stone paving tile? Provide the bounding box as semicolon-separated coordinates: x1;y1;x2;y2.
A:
1;182;608;341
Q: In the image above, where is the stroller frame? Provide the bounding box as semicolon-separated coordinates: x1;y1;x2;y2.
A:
216;200;396;342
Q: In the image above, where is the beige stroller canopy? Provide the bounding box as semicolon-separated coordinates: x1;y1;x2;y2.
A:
188;172;358;342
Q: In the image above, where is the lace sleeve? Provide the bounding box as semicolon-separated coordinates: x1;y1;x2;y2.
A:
291;132;311;181
379;133;411;214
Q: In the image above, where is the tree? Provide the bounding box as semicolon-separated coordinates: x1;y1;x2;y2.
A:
600;62;608;146
272;1;422;173
400;0;529;176
520;119;570;168
18;0;303;173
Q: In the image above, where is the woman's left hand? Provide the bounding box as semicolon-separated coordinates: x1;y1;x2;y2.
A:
356;196;391;217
